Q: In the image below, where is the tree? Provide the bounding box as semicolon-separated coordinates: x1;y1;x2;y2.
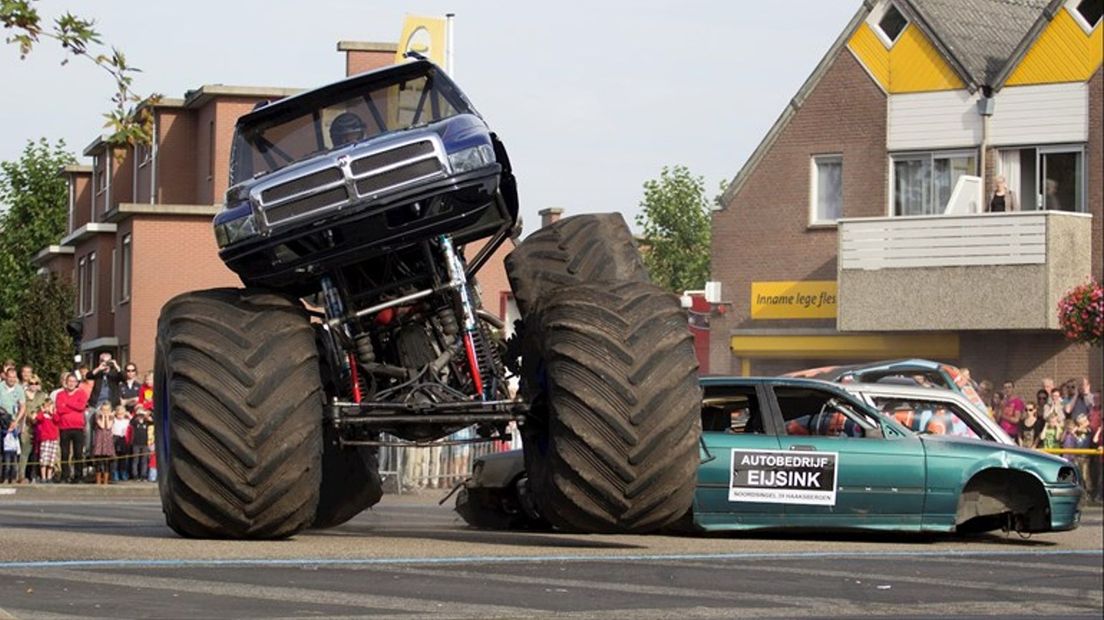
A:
634;165;715;293
10;272;75;390
2;0;156;145
0;138;75;355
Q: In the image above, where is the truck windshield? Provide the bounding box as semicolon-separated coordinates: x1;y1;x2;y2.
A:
230;72;468;184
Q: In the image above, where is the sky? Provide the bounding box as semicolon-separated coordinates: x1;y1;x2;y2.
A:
0;0;858;233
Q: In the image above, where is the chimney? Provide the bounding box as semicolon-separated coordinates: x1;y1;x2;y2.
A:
539;207;563;229
337;41;399;77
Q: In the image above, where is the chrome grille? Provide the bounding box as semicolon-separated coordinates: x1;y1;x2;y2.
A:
355;159;442;196
261;168;343;204
254;137;446;229
265;187;349;225
350;141;435;176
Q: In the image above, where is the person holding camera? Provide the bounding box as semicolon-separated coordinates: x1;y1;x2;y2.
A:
89;352;123;408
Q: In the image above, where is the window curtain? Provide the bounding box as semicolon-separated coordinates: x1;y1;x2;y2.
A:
894;159;929;216
999;150;1020;211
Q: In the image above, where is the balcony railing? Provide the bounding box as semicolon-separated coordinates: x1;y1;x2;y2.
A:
837;211;1093;332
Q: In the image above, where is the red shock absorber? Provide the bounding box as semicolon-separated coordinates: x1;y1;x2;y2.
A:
463;331;485;397
348;353;363;403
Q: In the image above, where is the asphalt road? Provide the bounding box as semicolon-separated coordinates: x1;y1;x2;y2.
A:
0;488;1100;619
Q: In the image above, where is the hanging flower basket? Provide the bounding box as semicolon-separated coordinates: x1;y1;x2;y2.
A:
1057;279;1103;347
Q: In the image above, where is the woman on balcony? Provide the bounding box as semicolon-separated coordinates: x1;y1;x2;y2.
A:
987;176;1018;213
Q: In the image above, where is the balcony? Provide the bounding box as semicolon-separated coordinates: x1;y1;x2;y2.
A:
837;211;1093;332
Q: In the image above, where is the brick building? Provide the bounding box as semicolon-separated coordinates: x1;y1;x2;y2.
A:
711;0;1103;388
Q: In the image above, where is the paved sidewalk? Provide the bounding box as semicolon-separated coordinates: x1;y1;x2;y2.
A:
0;482;451;503
0;481;159;498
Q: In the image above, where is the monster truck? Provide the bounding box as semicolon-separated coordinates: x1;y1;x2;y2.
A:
155;58;701;539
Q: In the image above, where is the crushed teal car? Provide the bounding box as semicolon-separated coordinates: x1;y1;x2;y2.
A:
457;377;1081;535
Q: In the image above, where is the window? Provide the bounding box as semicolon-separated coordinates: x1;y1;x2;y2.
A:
774;387;881;438
877;3;908;43
810;155;843;224
110;249;116;313
78;258;88;315
892;151;977;216
87;252;96;315
137;142;151;168
870;397;984;440
207;120;215;183
94;156;106;195
120;234;132;303
997;146;1084;212
1075;0;1102;29
701;386;765;434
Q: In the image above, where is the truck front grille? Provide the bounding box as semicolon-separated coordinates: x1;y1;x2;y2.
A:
264;187;349;225
256;138;445;228
355;158;443;196
261;168;344;204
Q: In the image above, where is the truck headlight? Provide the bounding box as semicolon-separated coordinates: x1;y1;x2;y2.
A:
448;144;495;173
215;214;258;248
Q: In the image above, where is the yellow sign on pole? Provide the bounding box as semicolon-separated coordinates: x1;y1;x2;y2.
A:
750;281;838;319
396;15;447;67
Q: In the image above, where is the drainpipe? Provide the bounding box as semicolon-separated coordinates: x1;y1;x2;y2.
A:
977;87;995;209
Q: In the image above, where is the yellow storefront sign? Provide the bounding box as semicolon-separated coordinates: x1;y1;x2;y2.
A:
751;281;837;319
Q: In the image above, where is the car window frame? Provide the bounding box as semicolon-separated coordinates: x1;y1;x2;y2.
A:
765;382;889;440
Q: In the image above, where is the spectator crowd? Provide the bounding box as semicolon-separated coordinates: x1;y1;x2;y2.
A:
1;353;156;485
976;374;1102;502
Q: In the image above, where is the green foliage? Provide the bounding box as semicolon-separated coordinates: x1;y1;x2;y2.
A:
634;165;716;293
9;272;75;390
0;138;75;324
2;0;158;145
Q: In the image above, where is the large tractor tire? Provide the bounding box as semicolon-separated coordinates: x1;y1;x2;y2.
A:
520;281;701;533
505;213;648;317
155;288;322;539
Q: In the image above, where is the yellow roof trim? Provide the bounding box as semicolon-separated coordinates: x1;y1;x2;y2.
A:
1006;8;1103;86
730;334;960;359
847;22;964;93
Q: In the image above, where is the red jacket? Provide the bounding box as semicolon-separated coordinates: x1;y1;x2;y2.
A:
35;412;60;441
55;389;89;431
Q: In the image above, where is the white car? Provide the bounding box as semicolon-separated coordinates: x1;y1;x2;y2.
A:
842;383;1013;445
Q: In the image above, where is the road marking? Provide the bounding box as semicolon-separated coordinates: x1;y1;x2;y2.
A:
0;548;1099;570
0;568;538;617
649;558;1103;603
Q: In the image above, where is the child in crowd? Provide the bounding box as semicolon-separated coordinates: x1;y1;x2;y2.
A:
111;405;131;481
129;407;152;481
1069;413;1094;490
1040;412;1063;451
1;417;19;484
35;399;59;482
91;402;115;485
137;371;154;412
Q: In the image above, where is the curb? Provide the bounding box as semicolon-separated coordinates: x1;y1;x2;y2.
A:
0;482;160;498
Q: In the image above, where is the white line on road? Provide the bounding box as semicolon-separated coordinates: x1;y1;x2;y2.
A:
0;548;1100;570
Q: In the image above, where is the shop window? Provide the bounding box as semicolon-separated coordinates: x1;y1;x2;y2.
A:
810;155;843;224
891;151;977;216
878;3;908;43
997;146;1084;212
1076;0;1102;29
